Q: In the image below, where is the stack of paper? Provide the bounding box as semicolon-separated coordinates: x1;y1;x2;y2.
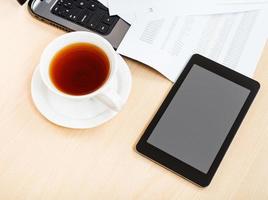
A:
105;0;268;82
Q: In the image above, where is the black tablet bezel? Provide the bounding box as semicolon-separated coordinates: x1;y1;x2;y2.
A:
136;54;260;187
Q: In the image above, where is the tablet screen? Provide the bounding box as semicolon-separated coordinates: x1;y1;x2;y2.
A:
147;64;250;173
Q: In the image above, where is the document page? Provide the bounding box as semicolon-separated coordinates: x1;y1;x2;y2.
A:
153;0;268;16
108;0;268;24
108;0;155;23
117;10;268;82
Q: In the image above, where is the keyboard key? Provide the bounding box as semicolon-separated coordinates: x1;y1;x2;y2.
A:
58;8;71;17
63;1;73;8
86;13;101;30
67;13;78;22
67;8;81;22
97;23;109;34
57;0;64;5
88;1;97;10
87;22;97;30
76;0;87;8
77;10;93;25
102;15;116;25
86;18;99;30
51;5;61;15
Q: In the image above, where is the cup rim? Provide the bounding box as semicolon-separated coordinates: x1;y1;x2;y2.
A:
39;31;117;100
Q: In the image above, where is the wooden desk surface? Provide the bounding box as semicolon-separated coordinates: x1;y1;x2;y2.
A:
0;2;268;199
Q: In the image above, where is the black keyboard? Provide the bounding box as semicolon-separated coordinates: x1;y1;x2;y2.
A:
51;0;119;35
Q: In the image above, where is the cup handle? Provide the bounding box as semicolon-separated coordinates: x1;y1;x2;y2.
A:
96;88;123;112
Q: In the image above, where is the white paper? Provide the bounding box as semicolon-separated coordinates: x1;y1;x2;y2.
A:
108;0;155;16
117;9;268;82
108;0;156;23
108;0;268;23
217;0;268;4
153;1;268;16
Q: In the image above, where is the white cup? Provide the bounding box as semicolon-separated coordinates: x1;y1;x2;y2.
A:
39;31;123;112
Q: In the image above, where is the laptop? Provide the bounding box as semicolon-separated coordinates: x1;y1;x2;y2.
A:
18;0;130;49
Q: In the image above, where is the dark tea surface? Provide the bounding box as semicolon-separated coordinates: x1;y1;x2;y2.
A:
49;43;110;96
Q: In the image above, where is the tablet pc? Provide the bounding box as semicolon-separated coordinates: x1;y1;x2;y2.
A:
136;54;260;187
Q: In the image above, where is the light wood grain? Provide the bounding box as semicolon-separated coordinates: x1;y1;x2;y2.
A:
0;2;267;200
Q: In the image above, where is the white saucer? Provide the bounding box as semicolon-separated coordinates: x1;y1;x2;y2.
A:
31;54;132;129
